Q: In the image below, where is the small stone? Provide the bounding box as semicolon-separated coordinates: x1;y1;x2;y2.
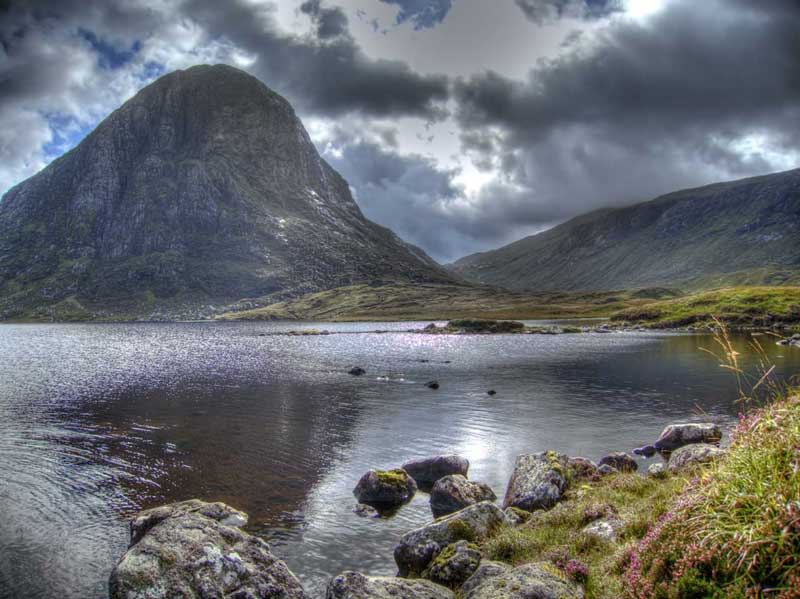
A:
633;445;657;458
598;452;638;472
353;503;379;518
647;463;666;477
426;381;440;389
581;517;623;542
487;390;497;396
349;367;366;376
596;464;619;477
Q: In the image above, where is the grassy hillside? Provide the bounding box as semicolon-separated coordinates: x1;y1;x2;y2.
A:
218;282;681;322
612;286;800;328
450;168;800;292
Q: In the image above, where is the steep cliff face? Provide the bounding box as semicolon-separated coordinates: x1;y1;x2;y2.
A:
451;169;800;291
0;64;449;319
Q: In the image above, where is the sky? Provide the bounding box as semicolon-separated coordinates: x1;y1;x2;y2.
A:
1;0;799;262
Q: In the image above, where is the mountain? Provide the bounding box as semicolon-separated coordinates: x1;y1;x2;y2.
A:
450;169;800;292
0;64;450;320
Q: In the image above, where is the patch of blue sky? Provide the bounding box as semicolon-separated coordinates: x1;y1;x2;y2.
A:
78;28;141;70
379;0;453;30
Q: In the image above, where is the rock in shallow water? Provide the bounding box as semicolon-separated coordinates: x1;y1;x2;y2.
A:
430;475;496;517
402;455;469;486
394;501;506;577
654;423;722;452
326;571;453;599
502;452;569;511
109;500;306;599
353;469;417;507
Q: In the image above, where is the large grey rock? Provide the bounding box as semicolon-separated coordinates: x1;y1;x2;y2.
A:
394;501;506;576
430;475;496;517
402;455;469;486
597;452;638;472
326;572;453;599
654;423;722;452
353;469;417;507
423;540;482;588
667;443;726;473
460;561;512;595
502;452;569;512
109;500;306;599
463;563;584;599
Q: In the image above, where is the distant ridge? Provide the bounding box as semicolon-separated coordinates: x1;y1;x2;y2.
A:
450;169;800;291
0;64;451;320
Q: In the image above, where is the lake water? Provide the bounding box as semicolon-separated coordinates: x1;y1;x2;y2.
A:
1;322;798;599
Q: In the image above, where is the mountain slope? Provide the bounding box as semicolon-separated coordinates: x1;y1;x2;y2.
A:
0;64;450;320
451;169;800;291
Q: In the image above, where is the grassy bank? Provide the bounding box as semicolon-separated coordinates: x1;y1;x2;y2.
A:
612;286;800;328
475;390;800;599
218;282;680;322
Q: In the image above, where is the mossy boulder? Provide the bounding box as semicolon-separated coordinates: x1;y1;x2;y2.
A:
394;501;506;577
597;452;638;473
109;500;306;599
353;469;417;507
423;540;482;588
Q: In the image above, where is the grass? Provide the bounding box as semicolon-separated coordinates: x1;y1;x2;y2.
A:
612;286;800;328
218;282;683;322
481;473;686;599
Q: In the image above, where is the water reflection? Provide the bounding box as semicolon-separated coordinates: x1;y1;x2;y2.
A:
0;323;798;598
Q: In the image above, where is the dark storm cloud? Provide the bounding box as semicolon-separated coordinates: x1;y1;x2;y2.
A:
380;0;453;29
184;0;449;119
514;0;622;24
299;0;349;39
451;0;800;246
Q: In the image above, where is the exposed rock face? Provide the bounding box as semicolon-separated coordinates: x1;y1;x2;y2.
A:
109;500;306;599
0;64;450;321
667;443;726;473
394;502;506;577
450;168;800;292
353;469;417;507
462;563;584;599
653;423;722;452
326;572;453;599
502;452;569;512
429;475;496;517
401;455;469;487
423;540;482;588
597;452;638;472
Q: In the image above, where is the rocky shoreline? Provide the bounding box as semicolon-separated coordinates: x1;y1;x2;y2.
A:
108;423;727;599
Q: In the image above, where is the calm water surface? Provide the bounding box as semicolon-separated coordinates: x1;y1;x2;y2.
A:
1;322;798;599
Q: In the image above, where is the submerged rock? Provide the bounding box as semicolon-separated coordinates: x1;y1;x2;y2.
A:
109;500;306;599
394;501;506;576
423;540;482;588
402;455;469;486
326;571;453;599
653;423;722;452
426;381;440;390
353;469;417;507
487;390;497;396
353;503;379;518
348;367;366;376
597;452;638;473
430;475;496;517
462;563;584;599
502;452;569;511
667;443;726;473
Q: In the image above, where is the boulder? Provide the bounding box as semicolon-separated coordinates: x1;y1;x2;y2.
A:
423;540;482;588
110;500;306;599
463;563;584;599
354;469;417;507
566;457;597;480
647;463;666;477
667;443;726;473
430;475;496;518
461;561;512;595
326;571;453;599
597;452;638;472
653;423;722;452
394;501;506;576
402;455;469;486
502;452;569;512
348;367;366;376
